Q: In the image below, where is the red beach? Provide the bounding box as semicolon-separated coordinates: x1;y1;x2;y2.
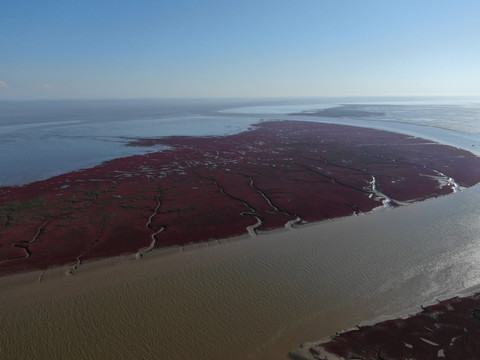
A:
1;120;480;276
290;293;480;360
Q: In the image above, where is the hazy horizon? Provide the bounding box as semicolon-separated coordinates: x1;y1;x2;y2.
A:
2;0;480;100
2;95;480;104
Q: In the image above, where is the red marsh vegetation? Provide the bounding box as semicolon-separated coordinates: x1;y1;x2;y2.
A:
295;293;480;360
1;120;480;275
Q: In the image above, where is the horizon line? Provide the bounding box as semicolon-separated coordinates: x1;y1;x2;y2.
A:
2;94;480;102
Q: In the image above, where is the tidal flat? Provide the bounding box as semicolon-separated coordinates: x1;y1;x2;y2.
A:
2;99;480;359
2;121;480;276
2;183;480;359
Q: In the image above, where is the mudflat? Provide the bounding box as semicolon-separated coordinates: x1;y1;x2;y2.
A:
290;293;480;360
1;120;480;276
2;182;480;360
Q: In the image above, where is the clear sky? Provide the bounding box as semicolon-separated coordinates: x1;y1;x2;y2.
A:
1;0;480;99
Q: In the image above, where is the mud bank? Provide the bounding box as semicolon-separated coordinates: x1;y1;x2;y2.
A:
290;292;480;360
2;120;480;275
2;183;480;360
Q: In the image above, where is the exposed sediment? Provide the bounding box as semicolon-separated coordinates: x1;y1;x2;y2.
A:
136;190;164;259
290;293;480;360
1;120;480;276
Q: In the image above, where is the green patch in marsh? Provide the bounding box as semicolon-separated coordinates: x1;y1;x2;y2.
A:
120;204;136;209
161;205;197;214
0;198;46;226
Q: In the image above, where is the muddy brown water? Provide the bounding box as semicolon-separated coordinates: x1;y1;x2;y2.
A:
1;185;480;360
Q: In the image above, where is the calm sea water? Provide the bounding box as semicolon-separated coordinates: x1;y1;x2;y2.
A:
1;97;480;359
2;97;480;186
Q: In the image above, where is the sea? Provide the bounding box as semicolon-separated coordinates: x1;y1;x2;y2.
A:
2;97;480;186
1;96;480;359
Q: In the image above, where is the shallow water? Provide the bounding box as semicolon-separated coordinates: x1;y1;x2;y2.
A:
0;99;258;186
2;97;480;186
2;97;480;359
224;98;480;134
1;185;480;360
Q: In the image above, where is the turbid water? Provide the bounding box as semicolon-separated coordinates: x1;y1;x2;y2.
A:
1;184;480;360
2;98;480;359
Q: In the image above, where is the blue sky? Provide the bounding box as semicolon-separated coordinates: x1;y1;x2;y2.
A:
1;0;480;99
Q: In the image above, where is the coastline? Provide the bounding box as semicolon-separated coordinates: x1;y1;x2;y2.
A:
2;184;480;359
279;114;480;156
290;288;480;360
2;120;480;276
2;110;480;359
0;186;452;291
